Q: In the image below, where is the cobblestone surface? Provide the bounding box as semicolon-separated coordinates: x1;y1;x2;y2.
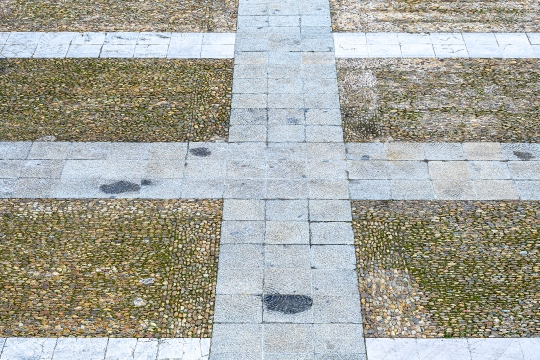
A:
0;0;237;32
338;58;540;143
352;201;540;338
330;0;540;32
0;199;221;338
0;59;232;142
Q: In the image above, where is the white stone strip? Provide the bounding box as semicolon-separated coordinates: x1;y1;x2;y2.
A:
335;32;540;58
347;142;540;200
0;337;210;360
0;32;235;58
366;337;540;360
1;141;539;200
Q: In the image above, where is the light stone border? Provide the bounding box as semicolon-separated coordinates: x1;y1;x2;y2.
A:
0;338;210;360
334;32;540;58
2;32;540;59
1;141;539;200
0;32;235;58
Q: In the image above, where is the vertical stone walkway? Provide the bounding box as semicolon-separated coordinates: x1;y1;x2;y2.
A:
210;0;366;357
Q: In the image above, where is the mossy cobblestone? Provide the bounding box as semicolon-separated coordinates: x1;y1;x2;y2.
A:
0;199;222;338
0;59;233;142
0;0;237;32
352;201;540;338
338;59;540;143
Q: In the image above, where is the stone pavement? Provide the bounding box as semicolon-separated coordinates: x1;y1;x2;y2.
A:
334;32;540;58
0;32;235;58
209;0;366;357
0;338;209;360
2;2;540;360
3;31;540;59
2;141;539;201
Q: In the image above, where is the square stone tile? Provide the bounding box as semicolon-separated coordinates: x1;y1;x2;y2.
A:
429;161;469;179
346;143;386;160
214;295;262;323
265;221;310;244
433;180;476;200
216;268;264;295
0;160;23;179
267;160;306;179
0;142;31;160
181;179;224;198
28;142;71;159
221;221;265;244
387;161;429;180
515;180;540;200
313;324;366;354
348;160;388;179
312;269;359;296
473;180;519;200
267;179;309;199
312;297;362;323
500;143;540;161
264;324;313;353
227;159;266;179
307;143;345;161
268;108;305;126
463;142;503;160
268;125;306;142
423;143;465;161
308;179;349;199
264;268;312;294
310;222;354;245
223;200;265;220
309;200;351;221
211;324;262;354
305;109;341;125
218;244;264;269
417;339;470;360
310;245;356;269
105;338;138;359
508;161;540;180
265;245;311;268
390;180;434;200
467;161;511;179
52;338;108;360
224;179;266;199
307;160;347;179
385;143;424;160
349;180;391;200
468;338;523;360
1;338;57;360
305;126;343;142
266;200;309;221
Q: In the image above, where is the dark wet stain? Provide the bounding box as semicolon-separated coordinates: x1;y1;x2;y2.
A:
190;147;211;157
287;117;299;125
100;181;141;194
264;294;313;314
361;155;370;160
141;179;153;186
514;151;535;161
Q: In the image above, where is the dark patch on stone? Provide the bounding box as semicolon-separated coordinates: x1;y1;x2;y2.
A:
361;155;370;160
513;151;535;161
190;147;211;157
99;181;141;194
287;117;299;125
264;294;313;314
141;179;153;186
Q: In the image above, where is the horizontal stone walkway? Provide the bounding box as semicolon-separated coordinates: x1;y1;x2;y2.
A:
0;338;209;360
367;338;540;360
334;32;540;58
3;32;540;59
0;32;235;58
1;141;539;200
